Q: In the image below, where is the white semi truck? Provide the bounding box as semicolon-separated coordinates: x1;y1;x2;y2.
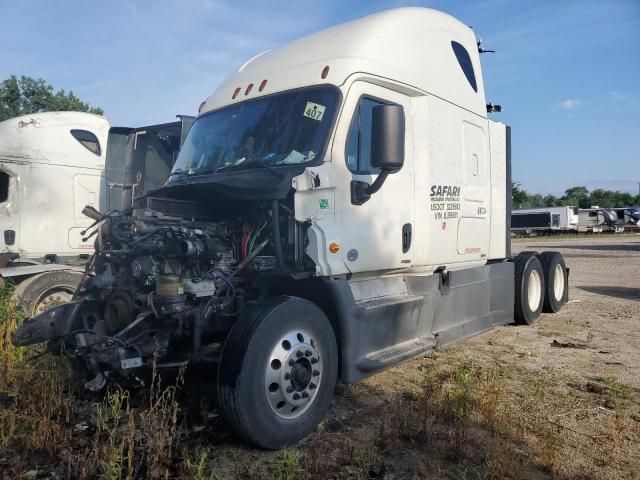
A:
0;112;193;315
13;8;569;449
0;112;108;314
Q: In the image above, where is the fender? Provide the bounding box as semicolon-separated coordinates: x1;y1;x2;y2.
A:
12;300;87;347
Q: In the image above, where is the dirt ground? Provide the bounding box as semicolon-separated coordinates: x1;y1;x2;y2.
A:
2;235;639;479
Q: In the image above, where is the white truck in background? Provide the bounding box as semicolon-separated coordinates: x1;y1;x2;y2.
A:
0;112;193;315
511;206;579;234
13;7;569;449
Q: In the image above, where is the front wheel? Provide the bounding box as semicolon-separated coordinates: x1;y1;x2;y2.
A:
218;296;338;449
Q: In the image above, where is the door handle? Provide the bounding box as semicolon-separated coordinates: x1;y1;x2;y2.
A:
402;223;412;253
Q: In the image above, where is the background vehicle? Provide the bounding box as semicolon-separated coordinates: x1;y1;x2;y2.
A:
511;206;579;234
613;207;640;230
0;112;192;315
13;7;568;449
577;207;619;233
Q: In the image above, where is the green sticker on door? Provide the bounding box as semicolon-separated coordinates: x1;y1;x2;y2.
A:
319;199;329;209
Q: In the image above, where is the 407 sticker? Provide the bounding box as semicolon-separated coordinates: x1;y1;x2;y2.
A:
303;102;325;121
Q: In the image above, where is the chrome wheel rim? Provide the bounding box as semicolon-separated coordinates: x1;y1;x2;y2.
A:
527;270;542;311
553;264;564;301
265;329;323;419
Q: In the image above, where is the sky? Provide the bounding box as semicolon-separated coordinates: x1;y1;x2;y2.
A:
1;0;639;196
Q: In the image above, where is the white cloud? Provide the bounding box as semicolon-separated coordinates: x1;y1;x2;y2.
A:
557;98;582;110
608;90;627;103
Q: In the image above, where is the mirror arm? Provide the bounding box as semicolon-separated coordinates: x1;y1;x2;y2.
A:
365;170;389;195
350;169;391;205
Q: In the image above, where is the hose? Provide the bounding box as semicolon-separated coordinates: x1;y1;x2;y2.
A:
249;221;269;255
229;239;268;279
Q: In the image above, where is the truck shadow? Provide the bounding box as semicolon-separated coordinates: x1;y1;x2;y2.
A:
578;285;640;301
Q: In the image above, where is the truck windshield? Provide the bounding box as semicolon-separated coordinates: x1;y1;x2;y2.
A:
169;86;340;180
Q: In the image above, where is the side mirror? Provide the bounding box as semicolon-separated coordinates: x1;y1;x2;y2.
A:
351;104;405;205
370;104;405;171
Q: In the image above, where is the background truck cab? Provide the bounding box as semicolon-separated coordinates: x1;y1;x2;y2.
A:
0;111;192;315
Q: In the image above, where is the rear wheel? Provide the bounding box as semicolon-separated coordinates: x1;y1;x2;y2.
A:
11;271;83;317
513;254;545;325
218;296;338;449
538;251;568;313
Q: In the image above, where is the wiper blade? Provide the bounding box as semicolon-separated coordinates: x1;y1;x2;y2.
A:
168;169;188;177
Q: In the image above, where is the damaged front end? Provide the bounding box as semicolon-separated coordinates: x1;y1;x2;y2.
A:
12;193;297;391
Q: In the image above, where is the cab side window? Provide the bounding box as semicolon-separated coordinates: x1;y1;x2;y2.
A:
71;129;101;156
346;97;387;174
451;41;478;93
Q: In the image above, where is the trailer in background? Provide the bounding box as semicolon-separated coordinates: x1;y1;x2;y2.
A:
613;207;640;230
105;116;194;212
577;207;620;233
511;206;578;234
0;112;193;315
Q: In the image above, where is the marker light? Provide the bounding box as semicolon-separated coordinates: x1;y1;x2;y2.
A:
321;65;330;79
232;87;241;99
329;242;340;254
245;83;254;95
259;79;268;92
198;101;206;113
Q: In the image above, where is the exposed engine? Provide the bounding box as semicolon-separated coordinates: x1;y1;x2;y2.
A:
13;197;304;391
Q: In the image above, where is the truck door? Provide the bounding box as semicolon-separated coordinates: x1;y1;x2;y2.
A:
0;165;20;252
330;82;414;273
456;119;490;258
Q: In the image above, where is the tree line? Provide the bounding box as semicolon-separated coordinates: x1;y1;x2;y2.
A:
0;75;103;122
512;183;640;210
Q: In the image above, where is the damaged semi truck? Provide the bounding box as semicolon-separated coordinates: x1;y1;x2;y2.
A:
13;8;569;449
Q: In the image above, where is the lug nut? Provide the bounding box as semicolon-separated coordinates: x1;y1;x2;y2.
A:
302;391;309;399
284;373;291;380
288;359;295;366
309;382;316;390
293;393;301;400
296;351;304;358
286;386;293;393
305;350;312;357
310;357;319;364
312;370;320;377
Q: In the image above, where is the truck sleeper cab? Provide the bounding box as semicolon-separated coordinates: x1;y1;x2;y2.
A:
13;7;569;450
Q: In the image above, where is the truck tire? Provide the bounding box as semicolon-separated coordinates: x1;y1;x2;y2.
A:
538;251;568;313
218;296;338;449
513;254;545;325
11;271;83;317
